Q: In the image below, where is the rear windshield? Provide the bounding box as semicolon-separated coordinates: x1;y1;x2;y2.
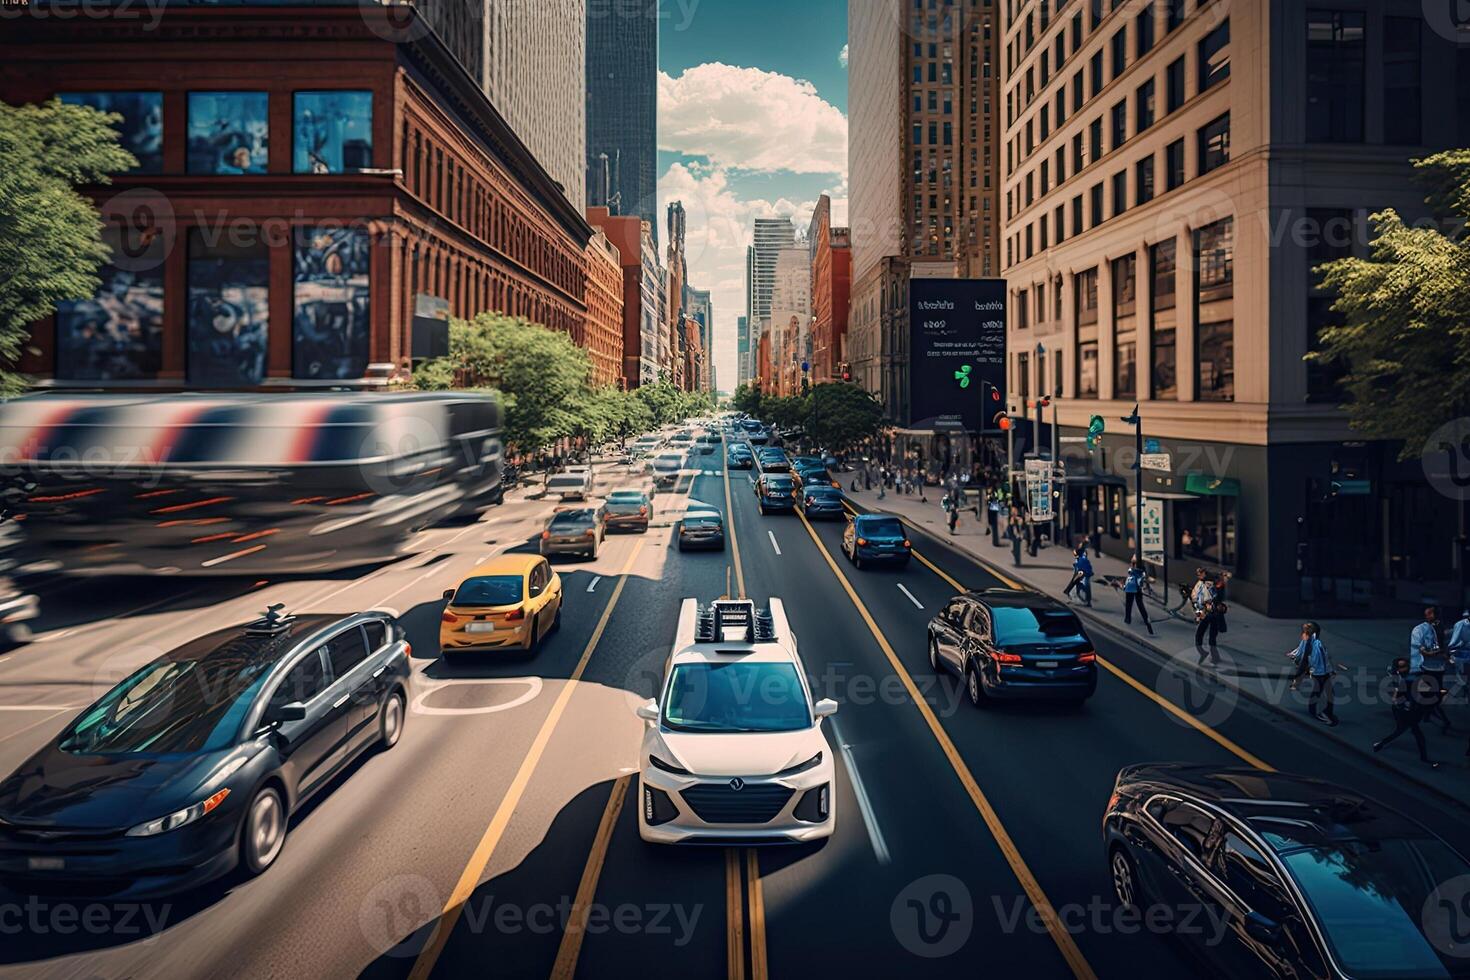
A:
608;491;646;503
859;517;903;537
991;606;1086;645
551;511;596;528
763;476;793;489
806;485;840;497
548;475;586;486
684;513;722;526
453;575;524;606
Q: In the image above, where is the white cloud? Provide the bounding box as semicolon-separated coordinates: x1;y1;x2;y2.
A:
659;63;848;175
839;44;849;68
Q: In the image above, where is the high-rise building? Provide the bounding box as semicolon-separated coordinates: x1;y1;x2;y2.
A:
666;202;688;386
687;288;714;391
770;245;812;396
745;216;797;387
737;315;751;386
586;0;658;239
848;0;1000;419
587;207;660;388
808;194;852;383
484;0;586;212
999;0;1470;615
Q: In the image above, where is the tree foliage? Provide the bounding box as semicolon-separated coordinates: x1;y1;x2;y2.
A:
1312;149;1470;458
0;98;136;390
727;382;885;452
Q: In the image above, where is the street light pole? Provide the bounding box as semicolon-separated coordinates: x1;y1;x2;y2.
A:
1122;403;1142;560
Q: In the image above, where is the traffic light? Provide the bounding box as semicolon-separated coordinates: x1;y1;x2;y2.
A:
1086;414;1105;449
994;412;1013;431
839;362;851;382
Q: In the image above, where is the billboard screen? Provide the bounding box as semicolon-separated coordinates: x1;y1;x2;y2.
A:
907;278;1007;431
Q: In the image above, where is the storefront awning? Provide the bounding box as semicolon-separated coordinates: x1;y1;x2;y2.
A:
1184;473;1240;496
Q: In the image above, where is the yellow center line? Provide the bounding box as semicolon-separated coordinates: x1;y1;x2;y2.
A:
794;509;1097;980
549;775;632;979
408;539;646;980
725;847;746;980
745;849;768;980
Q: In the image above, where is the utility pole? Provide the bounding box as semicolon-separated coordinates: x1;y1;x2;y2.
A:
1122;404;1143;560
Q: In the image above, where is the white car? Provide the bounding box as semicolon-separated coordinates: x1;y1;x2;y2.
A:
546;468;593;501
636;598;838;844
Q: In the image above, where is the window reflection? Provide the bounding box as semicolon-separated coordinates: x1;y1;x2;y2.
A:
293;91;373;174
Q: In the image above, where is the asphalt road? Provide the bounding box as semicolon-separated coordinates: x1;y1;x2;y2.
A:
0;446;1465;980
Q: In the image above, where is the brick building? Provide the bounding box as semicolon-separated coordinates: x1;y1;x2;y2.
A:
586;206;659;388
808;194;852;383
582;231;625;387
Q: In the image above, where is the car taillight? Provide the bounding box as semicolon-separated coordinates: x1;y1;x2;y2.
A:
902;539;912;549
404;641;412;658
441;611;459;623
504;608;525;621
584;529;596;538
857;537;868;546
993;649;1023;664
1077;650;1097;664
831;481;840;488
1106;790;1120;812
639;505;647;516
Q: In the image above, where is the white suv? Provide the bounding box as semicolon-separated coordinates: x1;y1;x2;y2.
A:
636;598;838;844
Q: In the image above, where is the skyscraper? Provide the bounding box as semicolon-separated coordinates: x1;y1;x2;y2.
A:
586;0;658;240
745;216;796;386
687;288;713;391
737;315;751;386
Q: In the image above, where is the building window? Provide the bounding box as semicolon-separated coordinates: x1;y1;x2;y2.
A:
186;92;269;174
1136;78;1155;132
1090;183;1104;226
1111;101;1128;149
1306;10;1365;143
1113;253;1137;317
1017;351;1031;399
1198;19;1230;93
1383;17;1421;145
1111;170;1128;216
1071;195;1083;236
1151;238;1176;310
1111;29;1127;78
1165;138;1185;189
59;92;163;173
1196;320;1234;401
1090;118;1103;162
1151;327;1177;399
56;224;164;380
1076;267;1099;324
293;91;373;173
1078;341;1099;397
187;231;269;385
1136;156;1155;204
1114;339;1136;398
1165;56;1185;113
1090;51;1103;95
1165;0;1183;32
1197;112;1230;175
1136;3;1155;57
293;226;371;379
1195;216;1234;299
1072;132;1085;173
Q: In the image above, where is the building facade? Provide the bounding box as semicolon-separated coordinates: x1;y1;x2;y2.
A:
586;0;658;239
745;217;798;387
736;315;751;386
999;0;1470;616
848;0;1001;419
687;288;714;391
665;202;688;387
769;245;812;397
484;0;586;212
586;207;658;387
583;230;626;387
3;5;591;389
808;194;852;383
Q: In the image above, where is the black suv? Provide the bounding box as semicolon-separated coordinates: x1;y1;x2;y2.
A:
925;588;1096;706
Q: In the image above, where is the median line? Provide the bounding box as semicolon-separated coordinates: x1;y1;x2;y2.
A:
549;774;632;979
896;583;924;609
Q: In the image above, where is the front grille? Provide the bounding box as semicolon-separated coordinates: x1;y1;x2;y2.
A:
681;783;793;824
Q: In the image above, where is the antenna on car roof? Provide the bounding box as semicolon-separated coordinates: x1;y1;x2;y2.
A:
245;602;296;635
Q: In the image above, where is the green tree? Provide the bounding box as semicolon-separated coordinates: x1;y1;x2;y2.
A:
0;98;136;390
730;383;765;416
1312;149;1470;458
806;382;885;452
635;380;683;426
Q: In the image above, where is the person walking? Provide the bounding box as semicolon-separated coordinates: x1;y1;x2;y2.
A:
1372;657;1441;768
1062;540;1087;600
1411;606;1454;734
947;496;960;535
1122;557;1154;635
1447;607;1470;705
1294;622;1342;726
1065;545;1094;607
1191;568;1221;662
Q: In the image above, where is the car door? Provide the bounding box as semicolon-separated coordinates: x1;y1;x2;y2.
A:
1139;797;1225;948
354;619;394;736
527;562;552;635
1210;828;1330;980
320;626;377;765
933;599;969;672
261;647;339;800
961;604;992;673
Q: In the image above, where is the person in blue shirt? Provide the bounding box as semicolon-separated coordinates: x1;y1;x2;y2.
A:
1062;540;1087;602
1410;606;1454;734
1122;556;1154;635
1066;546;1094;607
1448;608;1470;699
1293;622;1342;726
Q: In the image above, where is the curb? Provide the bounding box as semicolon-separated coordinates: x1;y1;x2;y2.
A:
850;495;1470;816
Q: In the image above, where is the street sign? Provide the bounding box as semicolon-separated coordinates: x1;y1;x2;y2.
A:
1059;435;1089;443
1140;498;1164;564
1140;452;1172;472
1024;458;1054;522
1144;437;1160;454
801;361;810;373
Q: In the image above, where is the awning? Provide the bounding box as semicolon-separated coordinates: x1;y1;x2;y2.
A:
1184;473;1240;496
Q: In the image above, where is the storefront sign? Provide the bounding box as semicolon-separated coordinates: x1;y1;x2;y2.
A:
1140;452;1172;472
907;277;1006;432
1141;498;1165;564
1024;458;1054;522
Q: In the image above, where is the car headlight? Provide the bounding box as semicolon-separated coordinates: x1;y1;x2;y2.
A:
775;752;823;777
648;754;691;775
125;788;231;838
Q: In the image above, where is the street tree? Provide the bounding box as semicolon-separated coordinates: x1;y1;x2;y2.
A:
1312;149;1470;458
0;98;135;391
806;382;885;453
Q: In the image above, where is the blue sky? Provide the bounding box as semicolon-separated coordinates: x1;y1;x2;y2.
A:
657;0;849;391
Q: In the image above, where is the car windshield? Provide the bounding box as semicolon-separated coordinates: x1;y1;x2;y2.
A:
548;475;585;485
859;517;904;537
60;656;271;755
663;662;811;733
991;606;1087;645
1279;838;1470;978
654;456;682;468
453;575;524;605
551;511;595;528
763;476;793;490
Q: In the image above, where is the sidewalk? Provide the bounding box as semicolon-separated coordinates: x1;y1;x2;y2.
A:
844;482;1470;804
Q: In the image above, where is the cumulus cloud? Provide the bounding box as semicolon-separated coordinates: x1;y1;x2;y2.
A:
839;44;849;68
659;63;848;175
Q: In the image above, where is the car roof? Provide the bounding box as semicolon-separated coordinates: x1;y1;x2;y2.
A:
963;586;1062;609
670;598;799;666
464;553;541;578
164;613;343;667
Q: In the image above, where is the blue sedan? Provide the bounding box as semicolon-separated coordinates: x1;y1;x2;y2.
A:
841;514;911;568
797;484;847;519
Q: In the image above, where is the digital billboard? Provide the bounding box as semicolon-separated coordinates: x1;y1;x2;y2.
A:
907;277;1007;432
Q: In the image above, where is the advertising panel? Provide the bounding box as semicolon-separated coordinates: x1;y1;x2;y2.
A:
907;278;1006;431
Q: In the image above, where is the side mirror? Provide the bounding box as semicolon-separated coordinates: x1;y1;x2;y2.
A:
273;702;308;723
635;698;660;722
443;589;455;601
1243;912;1282;945
813;698;839;719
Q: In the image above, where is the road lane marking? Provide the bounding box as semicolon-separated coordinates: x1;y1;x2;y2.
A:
833;722;890;866
407;539;646;980
725;848;746;980
897;583;924;609
766;530;781;556
409;677;542;717
1097;659;1274;771
745;849;768;980
586;576;601;593
720;435;746;598
550;775;631;980
793;509;1097;980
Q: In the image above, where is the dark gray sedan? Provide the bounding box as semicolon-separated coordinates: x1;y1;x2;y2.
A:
677;508;726;551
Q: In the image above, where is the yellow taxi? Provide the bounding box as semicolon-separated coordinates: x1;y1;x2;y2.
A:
440;554;562;655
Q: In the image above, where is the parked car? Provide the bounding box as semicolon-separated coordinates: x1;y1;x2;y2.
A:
926;587;1096;706
677;508;726;551
539;507;605;559
754;473;795;514
797;484;846;520
603;489;652;532
0;606;410;897
694;433;720;455
841;514;911;569
0;587;39;649
441;554;562;655
1103;763;1470;980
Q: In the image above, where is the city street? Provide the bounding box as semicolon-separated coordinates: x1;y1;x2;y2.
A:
1;446;1464;980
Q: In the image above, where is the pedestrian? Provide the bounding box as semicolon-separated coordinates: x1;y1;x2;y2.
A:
1062;540;1087;600
1122;557;1154;635
1294;622;1342;726
1191;567;1220;662
1372;657;1441;768
948;500;960;535
1064;543;1094;606
1411;606;1454;734
1447;607;1470;704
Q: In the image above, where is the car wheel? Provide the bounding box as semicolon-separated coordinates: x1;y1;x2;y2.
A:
853;554;864;570
379;690;406;749
0;623;33;649
241;786;288;876
526;617;542;653
966;663;986;708
1110;846;1144;912
928;635;943;673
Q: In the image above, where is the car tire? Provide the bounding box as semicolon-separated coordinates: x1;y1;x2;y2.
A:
1109;846;1145;912
378;690;406;749
966;663;987;708
240;785;288;877
928;635;943;673
0;622;33;649
526;617;542;654
853;554;864;570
